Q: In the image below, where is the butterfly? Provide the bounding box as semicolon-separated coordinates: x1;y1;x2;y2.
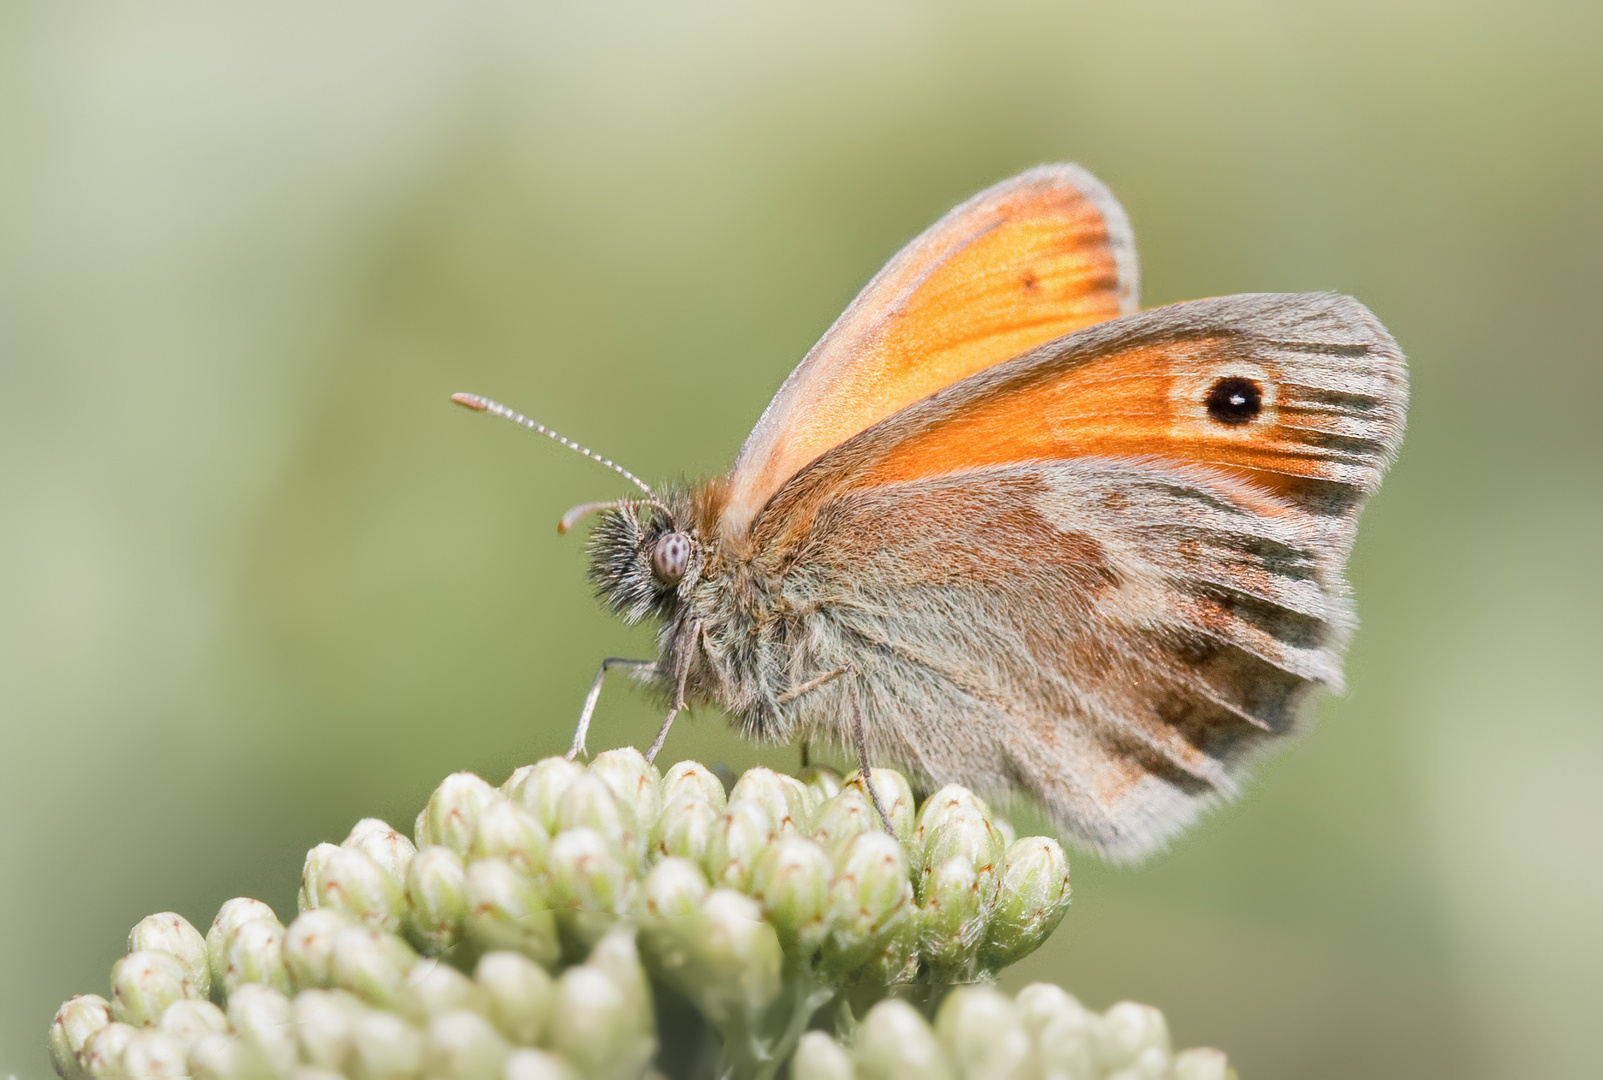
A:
454;164;1407;862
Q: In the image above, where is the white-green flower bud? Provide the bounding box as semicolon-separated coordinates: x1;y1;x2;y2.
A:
702;799;773;891
205;898;277;993
1106;1047;1174;1080
284;908;355;990
842;769;916;842
417;772;501;856
588;747;663;829
503;758;585;834
470;800;551;878
227;983;297;1075
1097;1001;1171;1074
555;774;639;868
639;857;710;919
854;999;951;1080
913;786;990;846
1174;1047;1232;1080
344;818;418;886
809;787;876;859
551;956;655;1080
127;913;210;1001
797;765;843;816
184;1034;252;1080
820;831;915;978
475;951;554;1047
934;986;1031;1080
422;1010;511;1080
329;926;419;1007
292;988;365;1072
581;927;655;1039
50;994;113;1080
406;957;489;1017
404;845;468;954
659;760;727;814
348;1009;424;1080
301;842;406;932
1015;984;1097;1080
80;1022;137;1078
222;915;292;997
157;999;228;1046
748;836;832;957
668;890;784;1029
503;1048;583;1080
464;857;561;967
120;1030;189;1079
917;855;985;976
979;836;1071;971
792;1031;856;1080
651;790;720;864
546;828;634;920
729;767;810;836
917;804;1003;908
111;951;197;1027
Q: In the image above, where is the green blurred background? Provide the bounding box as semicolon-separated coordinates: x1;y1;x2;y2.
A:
3;2;1600;1076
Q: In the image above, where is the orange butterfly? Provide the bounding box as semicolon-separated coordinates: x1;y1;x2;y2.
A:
455;164;1407;861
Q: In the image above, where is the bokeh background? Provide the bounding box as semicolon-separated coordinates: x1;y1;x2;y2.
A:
4;2;1600;1076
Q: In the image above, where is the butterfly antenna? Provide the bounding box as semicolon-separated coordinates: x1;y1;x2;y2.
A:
451;392;660;497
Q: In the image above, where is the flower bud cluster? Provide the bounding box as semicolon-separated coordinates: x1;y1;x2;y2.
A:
794;986;1236;1080
46;749;1226;1080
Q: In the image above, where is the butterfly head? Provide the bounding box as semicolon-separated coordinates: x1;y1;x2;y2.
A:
584;501;702;625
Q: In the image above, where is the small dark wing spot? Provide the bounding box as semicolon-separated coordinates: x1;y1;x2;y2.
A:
1205;376;1263;425
1021;270;1040;293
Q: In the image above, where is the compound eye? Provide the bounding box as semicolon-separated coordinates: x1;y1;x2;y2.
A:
651;531;692;585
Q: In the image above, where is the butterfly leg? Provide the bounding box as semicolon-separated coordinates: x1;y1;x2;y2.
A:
644;617;702;765
567;657;658;761
846;670;896;838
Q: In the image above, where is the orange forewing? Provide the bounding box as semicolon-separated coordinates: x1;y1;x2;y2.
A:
721;165;1136;539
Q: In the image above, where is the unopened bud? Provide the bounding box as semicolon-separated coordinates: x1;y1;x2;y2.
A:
913;786;990;848
854;999;951;1080
471;800;551;878
227;983;297;1075
639;857;710;919
658;760;727;814
475;951;554;1047
934;986;1031;1080
205;898;277;993
127;913;210;1001
416;772;500;856
702;799;774;891
120;1030;189;1079
1016;984;1097;1080
329;926;419;1007
1097;1001;1171;1074
422;1010;511;1080
464;858;561;967
551;951;655;1080
111;951;196;1027
222;915;291;997
677;890;783;1029
284;908;355;991
503;758;585;834
301;843;405;932
349;1009;424;1080
748;836;832;957
588;747;662;829
729;768;809;836
979;836;1071;971
652;790;720;864
49;994;113;1079
408;957;489;1017
797;765;843;816
820;831;915;978
918;856;985;977
792;1031;856;1080
809;787;877;859
546;829;634;930
157;999;228;1046
842;769;916;841
292;988;365;1072
344;818;417;886
404;845;468;955
1174;1047;1233;1080
185;1034;246;1080
80;1022;137;1078
917;803;1003;908
555;775;639;868
504;1048;583;1080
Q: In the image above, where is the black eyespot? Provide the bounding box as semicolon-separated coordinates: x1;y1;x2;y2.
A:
1205;376;1263;425
651;531;692;586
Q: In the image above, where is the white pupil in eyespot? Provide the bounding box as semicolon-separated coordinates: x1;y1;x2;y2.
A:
652;532;691;584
